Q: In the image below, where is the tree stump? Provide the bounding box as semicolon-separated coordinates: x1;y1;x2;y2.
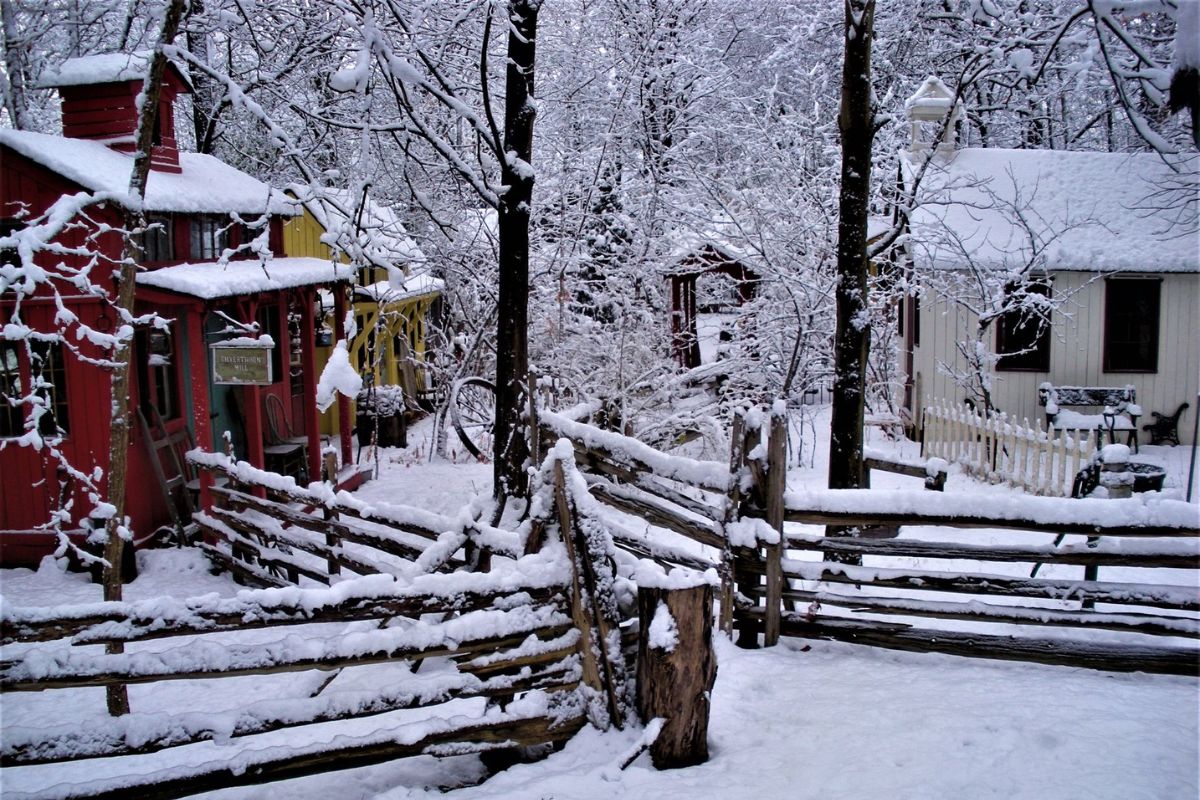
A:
636;582;717;769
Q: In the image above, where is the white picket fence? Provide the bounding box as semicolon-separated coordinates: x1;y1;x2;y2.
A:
922;400;1097;497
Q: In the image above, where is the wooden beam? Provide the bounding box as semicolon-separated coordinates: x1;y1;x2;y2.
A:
785;507;1198;539
777;560;1199;611
772;614;1199;676
49;711;587;800
1;621;575;691
781;590;1199;638
784;532;1200;569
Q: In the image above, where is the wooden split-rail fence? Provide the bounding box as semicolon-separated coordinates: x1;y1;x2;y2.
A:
0;450;635;799
541;402;1199;676
922;399;1097;497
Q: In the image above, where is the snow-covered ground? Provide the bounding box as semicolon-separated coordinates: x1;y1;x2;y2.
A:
2;409;1197;799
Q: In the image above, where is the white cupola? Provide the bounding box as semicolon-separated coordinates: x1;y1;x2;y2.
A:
904;76;965;155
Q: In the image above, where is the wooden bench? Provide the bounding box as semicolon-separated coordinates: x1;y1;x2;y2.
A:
1037;383;1140;453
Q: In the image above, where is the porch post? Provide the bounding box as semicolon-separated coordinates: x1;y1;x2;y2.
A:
186;305;214;516
299;289;321;483
334;283;353;467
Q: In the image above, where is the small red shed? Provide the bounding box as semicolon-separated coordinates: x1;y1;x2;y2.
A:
666;240;761;369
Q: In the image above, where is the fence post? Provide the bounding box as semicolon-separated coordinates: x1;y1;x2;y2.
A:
636;581;717;769
718;413;746;636
763;405;787;647
733;416;763;648
553;460;625;729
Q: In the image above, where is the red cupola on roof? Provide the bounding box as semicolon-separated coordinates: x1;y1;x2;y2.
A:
39;51;192;173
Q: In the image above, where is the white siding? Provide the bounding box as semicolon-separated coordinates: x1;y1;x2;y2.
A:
909;272;1199;444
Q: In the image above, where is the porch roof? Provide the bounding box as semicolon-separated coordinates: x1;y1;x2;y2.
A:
354;272;444;304
136;257;353;299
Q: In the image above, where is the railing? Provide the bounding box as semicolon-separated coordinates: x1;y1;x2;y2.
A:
187;450;522;586
0;563;584;798
922;400;1097;497
0;448;637;798
544;403;1200;675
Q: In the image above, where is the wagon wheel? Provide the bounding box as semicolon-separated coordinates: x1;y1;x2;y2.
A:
450;377;496;461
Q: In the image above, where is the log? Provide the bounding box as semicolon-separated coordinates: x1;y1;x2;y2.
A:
636;583;717;769
785;506;1198;539
553;461;625;728
783;532;1200;569
43;709;586;800
0;621;575;691
781;589;1200;638
1;584;561;648
777;559;1199;611
772;613;1199;676
587;478;724;547
3;661;579;766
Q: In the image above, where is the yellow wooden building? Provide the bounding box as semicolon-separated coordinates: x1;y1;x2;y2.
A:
283;197;442;435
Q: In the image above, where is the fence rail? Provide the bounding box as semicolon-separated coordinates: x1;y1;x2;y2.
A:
922;400;1096;497
0;448;634;799
544;404;1200;676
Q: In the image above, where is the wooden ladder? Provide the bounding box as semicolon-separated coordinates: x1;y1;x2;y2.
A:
137;409;196;546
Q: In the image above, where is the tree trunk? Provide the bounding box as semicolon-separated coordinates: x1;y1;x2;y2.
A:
636;583;716;769
827;0;876;493
186;0;218;154
493;0;539;500
101;0;187;717
1;0;31;130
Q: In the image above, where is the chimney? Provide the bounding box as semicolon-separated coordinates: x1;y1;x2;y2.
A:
40;52;191;173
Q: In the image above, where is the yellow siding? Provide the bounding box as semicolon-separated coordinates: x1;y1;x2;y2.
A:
285;206;441;435
282;208;351;263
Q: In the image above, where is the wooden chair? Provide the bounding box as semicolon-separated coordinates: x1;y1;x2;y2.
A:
264;394;308;482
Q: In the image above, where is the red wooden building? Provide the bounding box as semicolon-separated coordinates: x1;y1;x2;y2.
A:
666;241;760;369
0;52;355;566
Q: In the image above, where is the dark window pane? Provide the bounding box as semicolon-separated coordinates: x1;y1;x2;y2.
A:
996;283;1051;372
138;215;174;263
1104;279;1160;372
190;216;229;261
30;341;69;437
0;219;20;268
0;342;23;437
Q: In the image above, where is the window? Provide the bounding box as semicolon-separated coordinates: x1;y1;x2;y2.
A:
190;216;229;260
1104;277;1160;372
0;342;69;438
137;328;179;421
996;282;1051;372
1;219;20;268
137;215;174;263
0;343;22;437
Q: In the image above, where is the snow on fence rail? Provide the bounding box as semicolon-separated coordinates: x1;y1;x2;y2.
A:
186;450;523;586
544;402;1200;675
0;449;643;798
0;561;585;795
922;399;1096;497
761;488;1200;675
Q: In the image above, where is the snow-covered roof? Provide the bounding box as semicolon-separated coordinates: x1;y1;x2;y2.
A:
136;257;354;299
0;129;296;215
355;271;444;304
903;148;1200;273
39;51;191;90
304;190;425;268
904;76;955;118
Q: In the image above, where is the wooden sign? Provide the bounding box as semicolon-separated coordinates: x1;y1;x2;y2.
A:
212;344;273;385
